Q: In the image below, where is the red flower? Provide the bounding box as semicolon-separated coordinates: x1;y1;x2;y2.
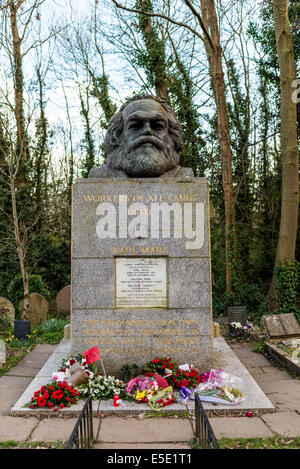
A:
37;396;47;407
182;379;189;387
47;402;54;408
71;399;75;404
53;390;64;400
69;359;76;366
29;404;34;409
59;404;65;408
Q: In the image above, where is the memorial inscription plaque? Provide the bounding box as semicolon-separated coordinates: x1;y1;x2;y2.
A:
116;258;167;308
71;177;213;374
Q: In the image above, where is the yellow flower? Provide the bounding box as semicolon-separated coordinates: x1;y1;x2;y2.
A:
136;390;146;401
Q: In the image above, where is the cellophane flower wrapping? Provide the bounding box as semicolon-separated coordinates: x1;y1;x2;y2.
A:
193;369;244;405
147;386;175;411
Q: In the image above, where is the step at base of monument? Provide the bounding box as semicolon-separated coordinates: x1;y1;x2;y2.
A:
10;337;274;417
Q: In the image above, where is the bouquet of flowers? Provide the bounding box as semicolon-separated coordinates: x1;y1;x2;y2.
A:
76;375;130;401
58;355;94;385
148;386;175;411
26;380;80;411
194;370;244;405
143;357;203;390
229;321;253;339
126;375;159;403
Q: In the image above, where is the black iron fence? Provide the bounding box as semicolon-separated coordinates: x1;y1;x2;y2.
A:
194;393;219;449
65;395;94;449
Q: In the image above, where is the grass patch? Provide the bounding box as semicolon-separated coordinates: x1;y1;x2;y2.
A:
218;435;300;449
0;315;69;375
0;440;66;449
252;340;267;355
0;344;35;378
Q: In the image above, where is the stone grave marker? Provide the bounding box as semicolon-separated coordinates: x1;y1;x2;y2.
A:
0;339;5;366
19;292;49;328
0;297;15;327
227;306;247;327
263;313;300;340
56;285;71;314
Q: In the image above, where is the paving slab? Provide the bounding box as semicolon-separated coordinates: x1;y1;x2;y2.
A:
93;443;191;449
0;376;32;414
230;345;272;368
261;411;300;437
0;416;38;441
98;417;194;443
30;417;100;442
209;416;273;439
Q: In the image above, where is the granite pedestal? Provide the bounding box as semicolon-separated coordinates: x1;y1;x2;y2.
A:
71;177;213;375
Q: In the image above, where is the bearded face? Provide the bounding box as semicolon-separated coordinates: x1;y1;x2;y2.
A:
107;100;180;177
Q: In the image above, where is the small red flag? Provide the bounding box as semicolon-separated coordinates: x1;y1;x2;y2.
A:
84;346;101;364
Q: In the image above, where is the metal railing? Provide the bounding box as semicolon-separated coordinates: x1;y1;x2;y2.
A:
65;396;94;449
194;393;219;449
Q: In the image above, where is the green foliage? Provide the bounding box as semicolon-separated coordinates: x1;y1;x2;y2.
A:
120;363;139;381
78;86;96;178
38;317;69;334
38;331;64;344
37;317;69;344
133;0;207;176
7;273;50;315
30;234;70;296
274;261;300;315
252;340;267;355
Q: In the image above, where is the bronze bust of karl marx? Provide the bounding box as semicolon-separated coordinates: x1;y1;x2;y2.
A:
88;94;194;179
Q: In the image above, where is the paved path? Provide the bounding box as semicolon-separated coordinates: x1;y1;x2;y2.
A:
0;341;300;448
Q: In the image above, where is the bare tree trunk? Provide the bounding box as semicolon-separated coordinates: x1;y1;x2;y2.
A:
9;160;29;320
269;0;299;306
9;1;27;174
200;0;237;294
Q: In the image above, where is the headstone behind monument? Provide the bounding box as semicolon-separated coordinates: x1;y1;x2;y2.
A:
56;285;71;314
263;313;300;340
0;339;5;366
0;297;15;327
19;293;49;328
71;177;213;375
227;306;247;327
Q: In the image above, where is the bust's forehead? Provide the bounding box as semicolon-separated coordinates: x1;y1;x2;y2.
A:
122;99;167;120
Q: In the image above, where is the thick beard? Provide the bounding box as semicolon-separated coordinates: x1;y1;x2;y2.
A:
108;137;180;177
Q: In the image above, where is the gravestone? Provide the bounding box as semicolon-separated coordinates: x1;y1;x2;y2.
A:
71;94;213;375
19;292;49;328
0;297;15;327
263;313;300;340
227;306;247;327
0;339;5;366
56;285;71;314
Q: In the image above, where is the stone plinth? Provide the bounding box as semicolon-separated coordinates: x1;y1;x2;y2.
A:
71;177;213;375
